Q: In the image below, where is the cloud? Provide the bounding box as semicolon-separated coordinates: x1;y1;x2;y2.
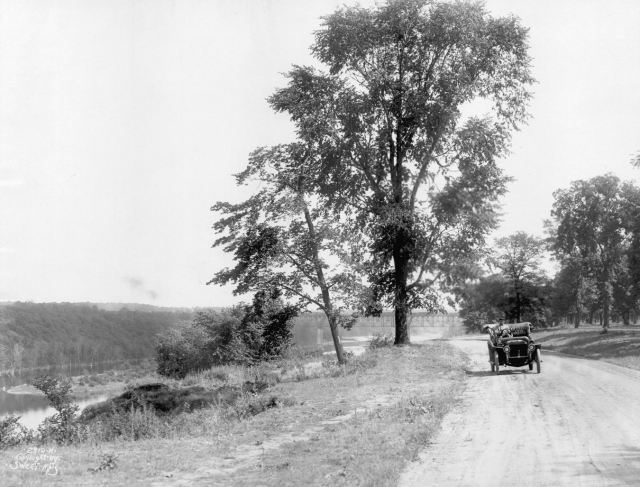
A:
124;276;159;300
126;277;144;289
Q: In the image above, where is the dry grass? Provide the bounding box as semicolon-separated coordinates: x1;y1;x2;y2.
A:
0;342;467;486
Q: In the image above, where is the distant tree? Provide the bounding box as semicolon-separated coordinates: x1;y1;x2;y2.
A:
620;181;640;320
457;274;510;332
488;232;545;322
549;254;598;327
210;143;362;364
631;150;640;169
550;174;630;329
269;0;534;344
458;273;550;332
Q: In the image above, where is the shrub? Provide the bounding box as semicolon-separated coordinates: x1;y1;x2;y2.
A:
155;324;213;379
0;415;33;449
32;375;80;445
156;290;298;378
369;333;394;350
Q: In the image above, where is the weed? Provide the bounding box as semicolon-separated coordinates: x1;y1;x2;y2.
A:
202;369;230;382
88;452;119;473
232;392;296;419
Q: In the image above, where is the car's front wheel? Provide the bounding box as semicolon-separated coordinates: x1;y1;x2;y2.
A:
494;350;500;375
535;348;541;374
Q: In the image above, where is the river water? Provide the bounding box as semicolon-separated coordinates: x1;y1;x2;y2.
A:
0;360;142;430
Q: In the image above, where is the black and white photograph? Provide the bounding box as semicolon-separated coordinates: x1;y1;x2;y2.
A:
1;0;639;485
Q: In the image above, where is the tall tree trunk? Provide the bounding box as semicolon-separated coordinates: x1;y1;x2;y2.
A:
326;313;345;364
393;230;411;345
603;262;610;329
515;277;521;323
303;205;346;363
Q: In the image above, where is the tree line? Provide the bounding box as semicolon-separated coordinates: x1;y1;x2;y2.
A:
457;173;640;331
0;302;193;372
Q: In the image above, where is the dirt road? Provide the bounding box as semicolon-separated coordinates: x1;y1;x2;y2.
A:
399;335;640;487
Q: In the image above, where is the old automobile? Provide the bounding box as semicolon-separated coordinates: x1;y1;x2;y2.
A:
482;322;541;374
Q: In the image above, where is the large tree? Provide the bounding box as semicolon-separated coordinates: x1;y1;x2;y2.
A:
550;174;630;329
269;0;534;344
488;232;546;322
210;143;362;363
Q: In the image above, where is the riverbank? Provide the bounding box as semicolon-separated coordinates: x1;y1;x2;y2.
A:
5;362;159;401
0;341;468;486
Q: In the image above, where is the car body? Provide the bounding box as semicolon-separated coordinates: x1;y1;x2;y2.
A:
481;322;542;374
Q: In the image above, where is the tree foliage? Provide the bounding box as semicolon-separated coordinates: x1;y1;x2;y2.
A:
210;142;363;363
156;292;298;378
488;231;546;321
458;273;550;332
549;174;640;328
268;0;534;344
0;303;192;371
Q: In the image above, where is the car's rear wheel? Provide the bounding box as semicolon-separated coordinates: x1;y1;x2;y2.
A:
535;348;541;374
494;350;500;375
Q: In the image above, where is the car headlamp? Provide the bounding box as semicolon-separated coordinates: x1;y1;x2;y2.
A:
504;346;510;354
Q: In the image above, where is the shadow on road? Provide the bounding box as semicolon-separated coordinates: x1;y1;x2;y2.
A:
465;369;537;377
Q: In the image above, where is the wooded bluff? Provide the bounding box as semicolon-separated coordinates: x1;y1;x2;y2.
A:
0;302;195;372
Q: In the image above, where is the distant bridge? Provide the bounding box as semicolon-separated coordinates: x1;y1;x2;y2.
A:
292;313;464;349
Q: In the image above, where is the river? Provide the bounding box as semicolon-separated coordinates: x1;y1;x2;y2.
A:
0;360;142;430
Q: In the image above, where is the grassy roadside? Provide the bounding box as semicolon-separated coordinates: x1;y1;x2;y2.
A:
535;325;640;370
0;341;467;487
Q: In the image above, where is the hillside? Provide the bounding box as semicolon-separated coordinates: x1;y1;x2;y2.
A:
0;302;199;371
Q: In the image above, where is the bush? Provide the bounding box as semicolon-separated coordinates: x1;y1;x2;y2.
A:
155;324;212;379
369;333;394;350
156;290;298;378
0;416;33;449
32;375;80;445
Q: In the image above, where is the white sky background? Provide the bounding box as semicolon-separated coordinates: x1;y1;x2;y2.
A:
0;0;638;307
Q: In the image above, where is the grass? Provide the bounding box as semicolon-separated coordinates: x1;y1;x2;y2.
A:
535;324;640;370
0;342;467;486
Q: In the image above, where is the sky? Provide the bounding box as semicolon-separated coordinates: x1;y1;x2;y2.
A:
0;0;639;308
